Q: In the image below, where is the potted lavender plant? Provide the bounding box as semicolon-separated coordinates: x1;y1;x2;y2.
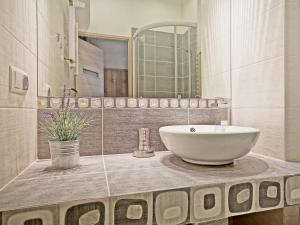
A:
42;105;91;169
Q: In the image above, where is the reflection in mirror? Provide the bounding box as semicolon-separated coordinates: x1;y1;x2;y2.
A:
77;35;130;97
133;23;199;98
37;0;231;100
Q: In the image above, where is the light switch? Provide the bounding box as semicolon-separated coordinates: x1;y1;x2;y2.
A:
9;66;29;95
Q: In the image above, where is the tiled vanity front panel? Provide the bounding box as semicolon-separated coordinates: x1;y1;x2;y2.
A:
3;175;300;225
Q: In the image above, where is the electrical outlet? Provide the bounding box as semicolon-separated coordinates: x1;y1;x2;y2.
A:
9;66;29;95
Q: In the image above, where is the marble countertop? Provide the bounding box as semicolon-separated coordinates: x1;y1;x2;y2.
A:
1;151;300;212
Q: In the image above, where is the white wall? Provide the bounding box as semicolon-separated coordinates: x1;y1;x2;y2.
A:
231;0;285;160
88;0;184;36
182;0;198;21
87;38;128;69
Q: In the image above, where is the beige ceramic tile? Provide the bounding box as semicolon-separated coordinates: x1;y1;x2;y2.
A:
0;109;36;189
232;108;285;160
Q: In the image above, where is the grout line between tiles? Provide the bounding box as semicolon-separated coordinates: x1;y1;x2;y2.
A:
14;171;106;182
0;159;38;192
102;157;111;196
101;100;111;195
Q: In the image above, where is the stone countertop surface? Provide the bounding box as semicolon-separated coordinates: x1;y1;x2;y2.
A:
1;151;300;212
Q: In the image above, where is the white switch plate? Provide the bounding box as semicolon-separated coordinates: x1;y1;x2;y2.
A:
9;66;29;95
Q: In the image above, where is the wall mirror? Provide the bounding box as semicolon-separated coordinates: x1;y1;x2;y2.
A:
37;0;231;99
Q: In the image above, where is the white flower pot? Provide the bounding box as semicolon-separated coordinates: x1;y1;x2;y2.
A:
48;140;80;169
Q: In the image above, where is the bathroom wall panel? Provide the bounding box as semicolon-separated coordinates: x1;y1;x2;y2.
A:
0;25;37;109
0;109;37;189
231;1;285;160
0;0;38;189
285;0;300;161
103;108;188;154
232;108;285;160
199;0;231;99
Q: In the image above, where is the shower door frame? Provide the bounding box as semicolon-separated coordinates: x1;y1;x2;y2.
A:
132;22;197;98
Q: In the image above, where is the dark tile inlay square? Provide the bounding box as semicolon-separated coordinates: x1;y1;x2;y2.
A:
228;183;253;213
259;181;281;208
204;193;216;210
24;219;43;225
114;199;148;225
65;202;105;225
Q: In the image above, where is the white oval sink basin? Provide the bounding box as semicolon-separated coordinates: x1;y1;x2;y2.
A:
159;125;260;165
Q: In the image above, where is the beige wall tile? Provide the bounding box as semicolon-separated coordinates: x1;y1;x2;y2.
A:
231;57;284;108
285;108;300;161
232;108;285;160
0;25;37;108
0;109;37;189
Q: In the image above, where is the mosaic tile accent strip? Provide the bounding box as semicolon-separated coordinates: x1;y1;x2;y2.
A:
153;189;189;225
91;98;102;108
111;193;153;225
60;199;109;225
78;98;89;108
116;98;126;108
3;206;58;225
149;99;159;108
104;98;114;108
256;177;283;211
38;97;231;109
225;182;256;216
190;185;225;223
285;175;300;206
128;98;138;108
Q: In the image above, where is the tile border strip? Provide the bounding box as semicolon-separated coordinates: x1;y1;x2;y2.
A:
38;97;231;109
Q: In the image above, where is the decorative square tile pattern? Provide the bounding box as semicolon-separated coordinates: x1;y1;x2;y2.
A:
149;99;159;108
50;98;62;108
190;185;225;223
91;98;102;108
128;98;138;108
60;199;109;225
180;99;189;108
116;98;126;108
285;175;300;206
78;98;89;108
153;189;189;225
159;99;169;108
104;98;115;108
170;99;179;108
208;99;218;108
199;99;208;108
139;99;149;108
38;97;49;108
111;193;153;225
189;99;199;108
63;98;76;108
225;182;256;216
256;178;283;211
3;206;58;225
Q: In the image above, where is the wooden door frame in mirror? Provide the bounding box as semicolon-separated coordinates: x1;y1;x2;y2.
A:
78;31;133;97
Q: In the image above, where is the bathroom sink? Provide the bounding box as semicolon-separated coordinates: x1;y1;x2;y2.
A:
159;125;260;165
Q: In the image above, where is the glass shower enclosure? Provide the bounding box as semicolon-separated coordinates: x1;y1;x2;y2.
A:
132;22;199;98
